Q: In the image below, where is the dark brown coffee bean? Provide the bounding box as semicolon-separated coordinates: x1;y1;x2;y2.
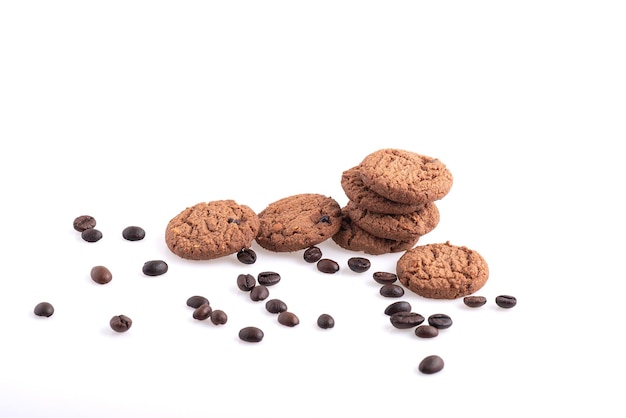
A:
463;295;487;308
428;313;452;329
495;295;517;308
418;355;444;374
265;299;288;314
90;265;112;285
142;260;168;276
384;301;412;316
380;283;405;298
347;257;371;273
390;312;425;329
415;325;439;338
257;271;281;286
122;226;145;241
186;295;209;308
236;274;256;291
250;285;269;301
372;271;398;284
239;326;264;342
73;215;96;232
236;248;257;264
303;246;322;263
210;310;228;325
277;311;300;327
34;302;54;317
317;258;339;274
81;228;103;242
193;304;213;320
317;314;335;329
110;315;132;332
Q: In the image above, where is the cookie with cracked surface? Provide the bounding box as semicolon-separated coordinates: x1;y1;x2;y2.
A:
165;200;260;260
255;193;342;252
359;149;453;205
396;242;489;299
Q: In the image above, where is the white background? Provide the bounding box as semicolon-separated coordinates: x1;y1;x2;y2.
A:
1;1;625;417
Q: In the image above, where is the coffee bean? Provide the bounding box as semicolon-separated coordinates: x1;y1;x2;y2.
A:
90;265;112;285
34;302;54;317
257;271;281;286
236;274;256;291
390;312;425;329
186;295;209;309
428;314;453;329
81;228;103;242
463;295;487;308
347;257;371;273
277;311;300;327
265;299;288;314
122;226;145;241
239;326;264;342
303;246;322;263
380;283;405;298
495;295;517;308
193;304;213;320
415;325;439;338
418;355;444;374
210;310;228;325
142;260;168;276
372;271;398;285
236;248;257;264
317;258;339;274
73;215;96;232
317;314;335;329
110;315;132;332
384;301;412;316
250;285;269;301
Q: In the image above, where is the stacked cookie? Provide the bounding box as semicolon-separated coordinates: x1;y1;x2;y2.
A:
332;149;453;255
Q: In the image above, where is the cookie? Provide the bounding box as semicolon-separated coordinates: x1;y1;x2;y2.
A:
343;200;439;241
255;193;342;252
332;213;418;255
165;200;260;260
341;165;425;215
396;242;489;299
359;149;453;205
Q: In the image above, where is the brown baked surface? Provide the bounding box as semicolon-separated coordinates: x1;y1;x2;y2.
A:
396;242;489;299
165;200;260;260
255;193;342;252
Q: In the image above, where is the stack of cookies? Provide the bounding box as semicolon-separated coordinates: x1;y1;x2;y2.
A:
332;148;453;255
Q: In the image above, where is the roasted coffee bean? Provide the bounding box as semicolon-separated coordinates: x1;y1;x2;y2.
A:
380;283;405;298
390;312;425;329
303;246;322;263
193;304;213;320
277;311;300;327
495;295;517;308
415;325;439;338
428;314;453;329
81;228;103;242
236;248;257;264
384;301;412;316
257;271;281;286
73;215;96;232
186;295;209;308
90;265;112;284
142;260;168;276
347;257;371;273
210;310;228;325
317;258;339;274
34;302;54;317
236;274;256;291
250;285;269;301
418;355;444;374
122;226;145;241
317;314;335;329
265;299;288;314
463;295;487;308
372;271;398;284
239;326;264;342
110;315;132;332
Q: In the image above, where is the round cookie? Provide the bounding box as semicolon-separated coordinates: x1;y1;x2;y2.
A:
332;213;418;255
343;200;439;241
396;242;489;299
359;149;453;205
165;200;260;260
255;193;342;252
341;165;425;215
